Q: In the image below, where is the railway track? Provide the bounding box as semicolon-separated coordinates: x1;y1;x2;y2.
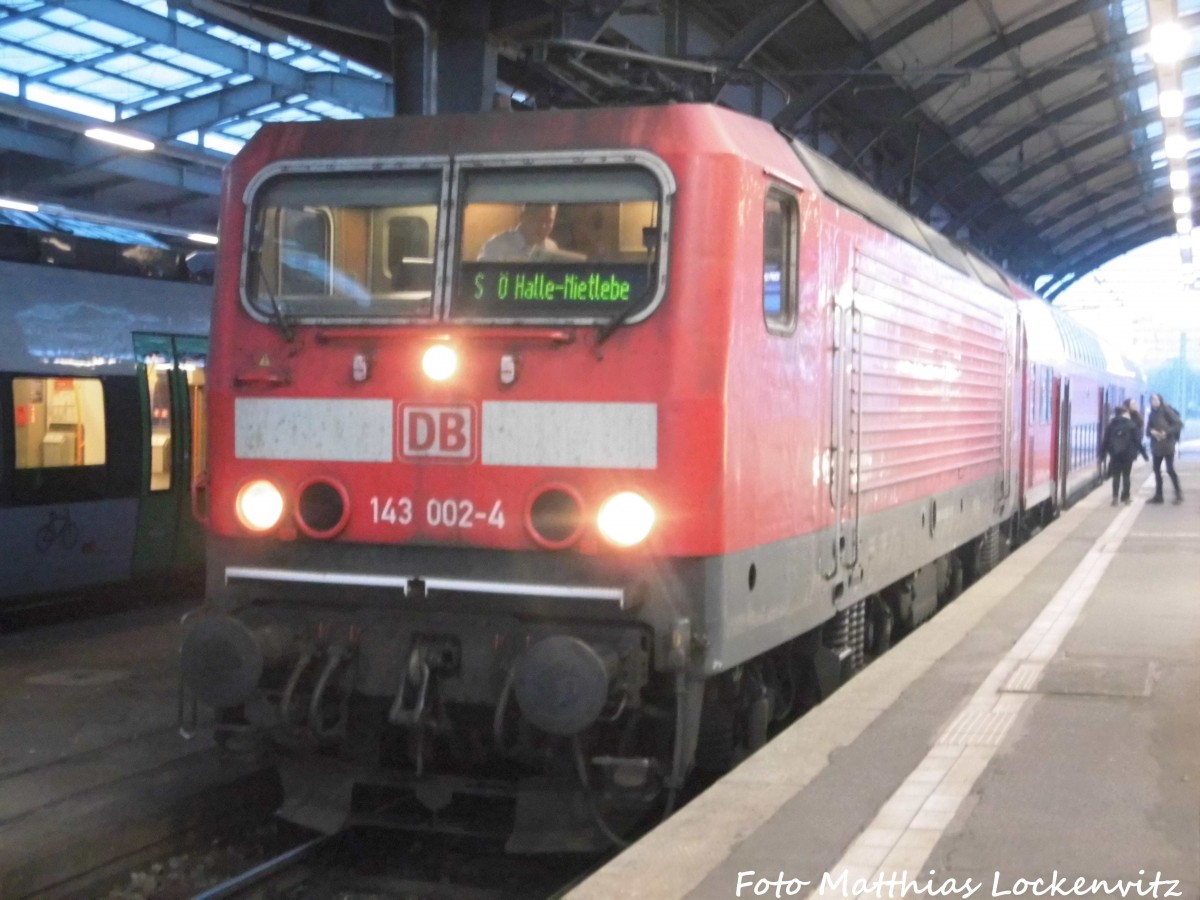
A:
192;826;604;900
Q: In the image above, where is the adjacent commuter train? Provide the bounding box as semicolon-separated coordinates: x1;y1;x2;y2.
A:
0;259;211;608
179;103;1141;849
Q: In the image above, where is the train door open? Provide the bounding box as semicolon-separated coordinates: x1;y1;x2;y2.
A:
131;333;208;586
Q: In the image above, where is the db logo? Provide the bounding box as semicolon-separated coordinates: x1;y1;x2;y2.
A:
400;404;475;461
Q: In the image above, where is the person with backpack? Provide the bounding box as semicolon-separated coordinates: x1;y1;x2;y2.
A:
1103;403;1147;506
1146;393;1185;504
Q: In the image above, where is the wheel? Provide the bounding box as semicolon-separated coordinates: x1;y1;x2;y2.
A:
865;596;894;657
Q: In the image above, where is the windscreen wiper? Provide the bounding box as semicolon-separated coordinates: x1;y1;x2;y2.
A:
252;250;294;342
594;302;636;348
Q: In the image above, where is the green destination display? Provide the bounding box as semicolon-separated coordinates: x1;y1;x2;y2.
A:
474;270;632;302
457;261;650;318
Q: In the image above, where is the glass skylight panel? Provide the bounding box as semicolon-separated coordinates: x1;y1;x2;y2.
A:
264;106;318;122
183;82;224;99
346;60;383;79
30;29;104;59
1120;0;1149;34
136;94;179;112
202;132;245;155
1179;0;1200;14
227;73;254;86
25;83;115;120
40;9;89;29
0;47;58;76
145;47;229;78
0;74;18;96
1182;66;1200;95
305;99;357;118
1137;82;1159;112
206;25;259;53
174;10;205;28
73;20;139;47
109;59;198;90
288;56;337;73
222;119;263;137
0;19;51;42
51;71;155;104
1144;120;1164;140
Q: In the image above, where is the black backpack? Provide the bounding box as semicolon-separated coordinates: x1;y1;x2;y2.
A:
1108;417;1136;457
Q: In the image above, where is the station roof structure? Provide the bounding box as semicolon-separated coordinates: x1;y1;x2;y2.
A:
0;0;1196;297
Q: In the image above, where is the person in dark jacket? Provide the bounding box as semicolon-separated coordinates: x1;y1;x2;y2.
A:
1146;393;1184;504
1103;405;1147;505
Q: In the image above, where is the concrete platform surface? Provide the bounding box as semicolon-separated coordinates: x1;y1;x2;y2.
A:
571;455;1200;900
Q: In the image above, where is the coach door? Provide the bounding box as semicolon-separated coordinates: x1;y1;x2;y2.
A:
1055;377;1070;509
131;334;208;584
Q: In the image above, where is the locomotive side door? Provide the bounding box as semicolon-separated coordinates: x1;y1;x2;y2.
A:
826;253;862;577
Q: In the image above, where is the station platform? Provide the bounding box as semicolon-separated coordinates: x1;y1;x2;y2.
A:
571;454;1200;900
0;599;272;898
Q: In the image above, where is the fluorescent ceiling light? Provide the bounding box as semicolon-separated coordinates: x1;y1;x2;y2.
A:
1160;88;1185;118
1173;195;1193;214
0;197;38;213
187;232;219;245
84;128;155;152
1165;133;1189;158
1150;22;1189;64
1170;169;1191;190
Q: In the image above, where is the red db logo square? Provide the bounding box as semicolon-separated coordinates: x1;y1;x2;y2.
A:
400;404;475;461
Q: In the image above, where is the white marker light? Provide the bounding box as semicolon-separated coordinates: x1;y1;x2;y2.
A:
1174;195;1193;215
236;479;284;532
422;344;458;381
597;491;656;547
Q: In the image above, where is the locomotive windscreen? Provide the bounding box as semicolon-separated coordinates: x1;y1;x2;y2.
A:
241;162;664;325
451;165;661;322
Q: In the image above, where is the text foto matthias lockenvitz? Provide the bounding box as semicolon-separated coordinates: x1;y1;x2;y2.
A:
734;868;1185;898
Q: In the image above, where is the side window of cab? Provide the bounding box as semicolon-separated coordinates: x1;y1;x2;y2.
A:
764;187;798;334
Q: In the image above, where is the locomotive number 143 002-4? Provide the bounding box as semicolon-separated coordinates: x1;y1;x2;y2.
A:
368;496;506;530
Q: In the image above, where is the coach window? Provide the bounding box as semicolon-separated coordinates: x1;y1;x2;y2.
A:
763;188;798;333
12;377;107;471
453;166;663;322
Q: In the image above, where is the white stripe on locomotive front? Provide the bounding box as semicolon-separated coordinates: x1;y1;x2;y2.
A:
234;398;658;469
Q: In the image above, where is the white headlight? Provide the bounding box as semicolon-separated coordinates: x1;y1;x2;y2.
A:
236;479;284;532
422;344;458;381
597;491;655;547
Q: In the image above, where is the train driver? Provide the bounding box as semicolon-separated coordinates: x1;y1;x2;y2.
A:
477;203;584;262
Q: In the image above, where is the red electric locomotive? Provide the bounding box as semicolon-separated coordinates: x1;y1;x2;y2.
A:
180;103;1137;848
